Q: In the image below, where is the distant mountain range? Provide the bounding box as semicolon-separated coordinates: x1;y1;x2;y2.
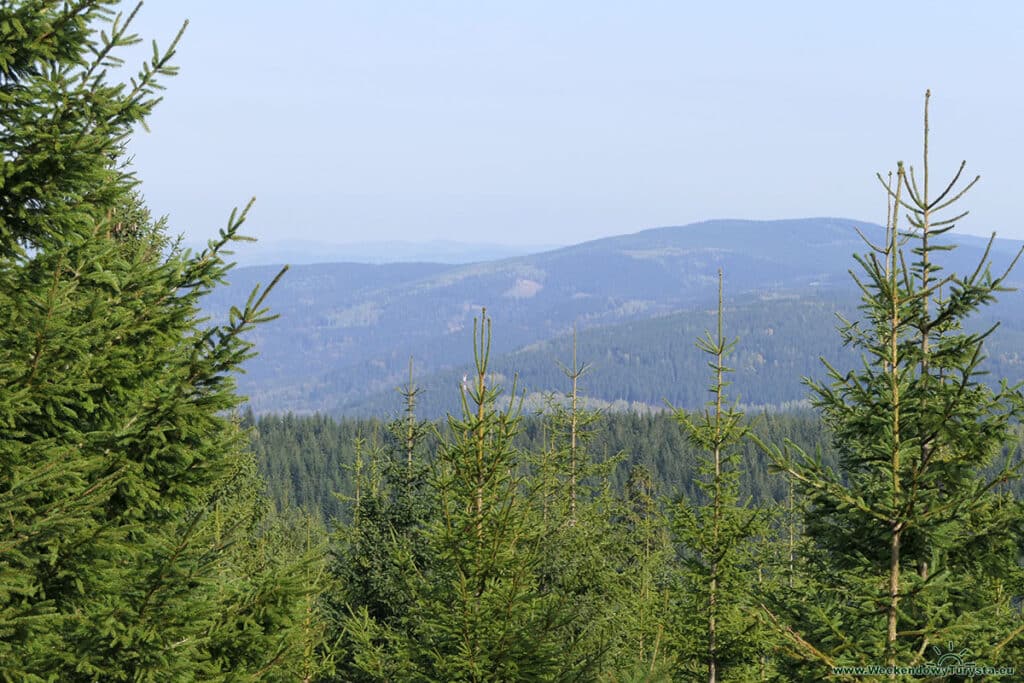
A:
187;238;563;266
201;218;1024;419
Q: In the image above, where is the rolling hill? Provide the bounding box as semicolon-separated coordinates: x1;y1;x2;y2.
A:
201;218;1024;417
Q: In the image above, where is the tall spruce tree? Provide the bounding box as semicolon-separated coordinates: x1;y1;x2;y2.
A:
408;311;565;681
769;92;1024;678
356;311;583;681
326;361;436;682
528;331;670;680
670;271;769;682
0;3;320;679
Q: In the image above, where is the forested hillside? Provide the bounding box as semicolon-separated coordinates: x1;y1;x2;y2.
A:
250;407;1024;528
249;409;840;523
205;222;1024;417
344;293;1024;418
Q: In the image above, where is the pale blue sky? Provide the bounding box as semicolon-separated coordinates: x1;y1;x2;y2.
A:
124;1;1024;245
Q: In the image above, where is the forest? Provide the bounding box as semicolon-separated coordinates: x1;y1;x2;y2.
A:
3;3;1024;681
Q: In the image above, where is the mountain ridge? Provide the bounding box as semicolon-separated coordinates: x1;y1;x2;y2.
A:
202;217;1024;416
188;238;565;266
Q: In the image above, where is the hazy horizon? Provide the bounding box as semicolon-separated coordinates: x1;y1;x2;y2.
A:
124;2;1024;246
195;216;1024;268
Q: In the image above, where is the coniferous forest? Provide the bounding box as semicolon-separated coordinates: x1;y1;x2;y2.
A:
3;4;1024;681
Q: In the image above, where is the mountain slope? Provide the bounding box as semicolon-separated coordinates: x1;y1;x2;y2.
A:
204;218;1024;415
340;292;1024;420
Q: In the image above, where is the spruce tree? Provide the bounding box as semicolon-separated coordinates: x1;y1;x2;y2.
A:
326;361;436;682
769;91;1024;678
528;331;666;680
0;3;319;679
411;310;564;681
670;271;769;682
340;311;570;681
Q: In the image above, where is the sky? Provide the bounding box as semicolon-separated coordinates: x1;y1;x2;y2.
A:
123;1;1024;246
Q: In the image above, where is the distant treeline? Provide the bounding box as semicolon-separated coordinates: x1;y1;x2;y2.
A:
247;408;1024;525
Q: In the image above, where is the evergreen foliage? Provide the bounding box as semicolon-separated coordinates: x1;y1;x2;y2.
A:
336;312;572;681
527;333;676;680
669;271;770;681
0;3;322;679
252;409;841;527
323;362;436;682
768;91;1024;678
610;462;676;681
246;409;394;522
